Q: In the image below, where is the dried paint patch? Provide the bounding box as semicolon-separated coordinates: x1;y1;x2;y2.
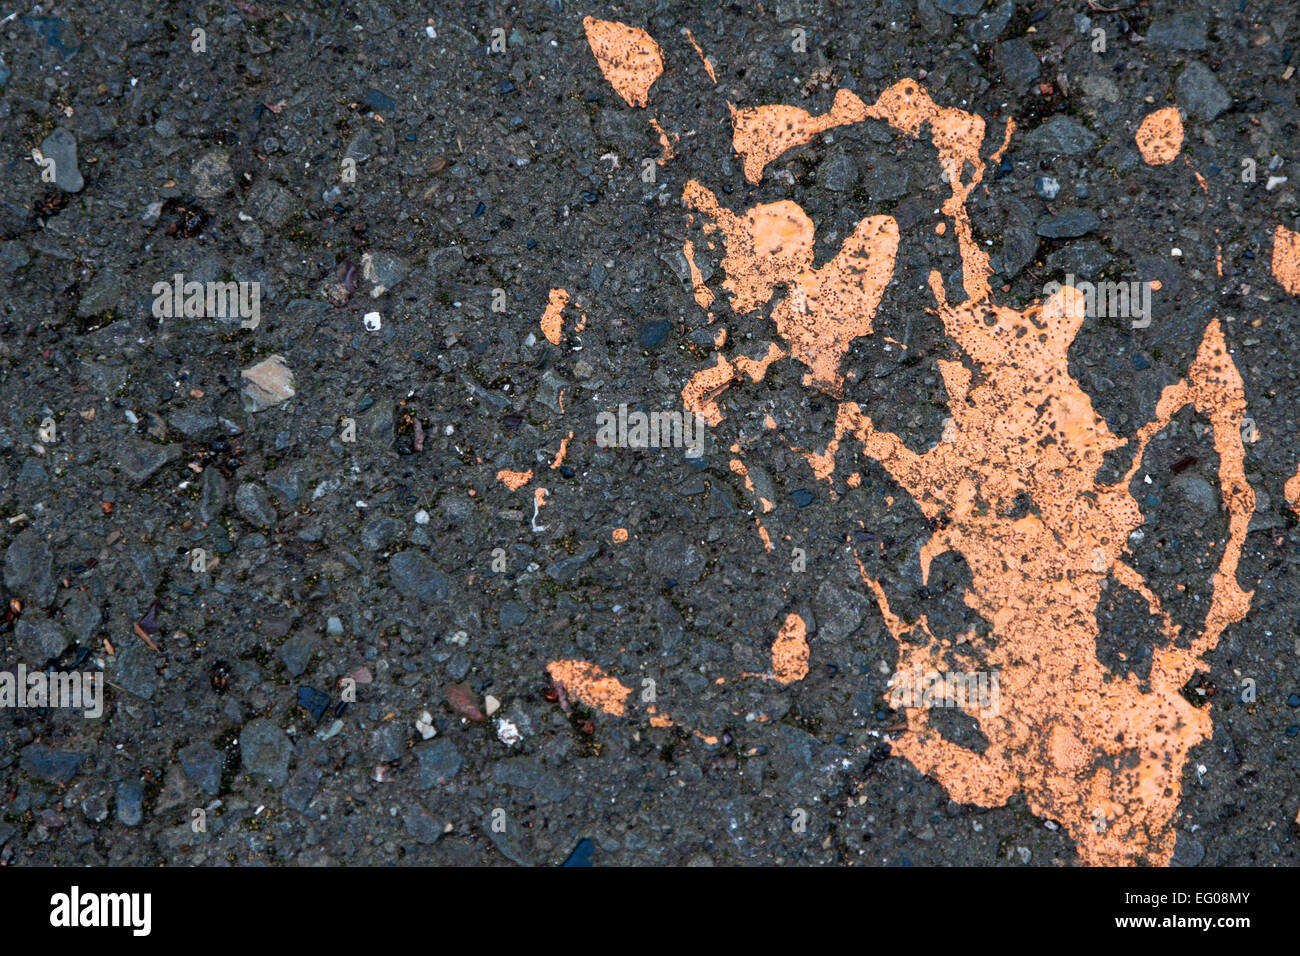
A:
496;469;532;491
1272;225;1300;295
572;33;1258;863
540;287;568;345
546;660;631;716
1286;465;1300;514
1135;107;1183;165
583;17;663;109
770;613;810;684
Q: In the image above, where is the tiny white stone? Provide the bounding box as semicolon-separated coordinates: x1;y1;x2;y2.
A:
414;509;430;524
364;311;382;331
416;710;437;739
496;718;522;746
484;695;501;716
1171;248;1182;257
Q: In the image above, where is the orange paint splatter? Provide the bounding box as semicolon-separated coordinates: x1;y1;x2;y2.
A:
770;612;810;684
550;431;573;469
540;288;568;345
681;353;734;425
688;80;1254;866
650;117;676;163
547;660;631;716
684;180;897;392
683;28;717;83
729;89;869;184
1285;466;1300;514
1135;106;1183;165
612;527;629;543
683;239;714;309
575;42;1259;861
583;17;663;108
497;469;533;491
1272;225;1300;295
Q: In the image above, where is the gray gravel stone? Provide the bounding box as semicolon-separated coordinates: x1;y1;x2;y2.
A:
1177;62;1230;121
116;781;144;826
40;127;83;192
190;148;234;198
863;159;908;201
1147;14;1207;51
114;644;157;699
361;516;401;551
968;0;1013;42
240;718;292;788
389;550;449;603
118;439;181;484
417;738;462;788
1037;209;1100;238
994;38;1039;86
818;146;857;191
15;615;67;662
200;466;226;523
235;481;277;528
179;742;223;796
403;807;444;844
4;531;56;608
20;745;87;783
278;632;318;678
1026;115;1097;155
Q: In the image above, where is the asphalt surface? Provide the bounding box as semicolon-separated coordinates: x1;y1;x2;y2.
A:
0;0;1298;866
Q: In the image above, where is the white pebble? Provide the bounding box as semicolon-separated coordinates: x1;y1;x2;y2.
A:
496;719;521;747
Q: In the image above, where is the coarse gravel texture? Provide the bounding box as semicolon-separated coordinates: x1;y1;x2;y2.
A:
0;0;1298;866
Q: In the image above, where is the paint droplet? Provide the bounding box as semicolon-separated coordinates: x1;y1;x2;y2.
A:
1135;106;1183;165
583;17;663;109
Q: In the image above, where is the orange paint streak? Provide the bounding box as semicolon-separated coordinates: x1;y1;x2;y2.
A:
1285;467;1300;515
650;117;676;163
540;288;568;345
546;660;631;716
1272;225;1300;295
497;469;533;491
682;354;734;425
1135;106;1183;165
683;28;717;83
583;17;663;108
683;239;714;309
550;431;573;469
770;612;810;684
755;517;773;551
